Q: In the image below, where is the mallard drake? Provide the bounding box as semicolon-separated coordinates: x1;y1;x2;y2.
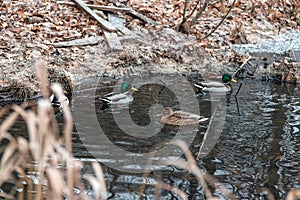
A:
100;82;138;105
161;107;208;125
22;91;70;115
194;73;237;93
47;91;70;115
50;92;69;108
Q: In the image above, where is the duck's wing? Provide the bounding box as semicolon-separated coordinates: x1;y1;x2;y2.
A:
162;111;208;125
194;83;204;90
50;93;69;107
100;92;115;103
100;92;133;104
194;81;225;93
173;111;208;122
202;85;230;93
199;81;225;87
102;91;116;97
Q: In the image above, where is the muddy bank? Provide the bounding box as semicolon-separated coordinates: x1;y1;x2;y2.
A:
2;26;300;102
1;28;225;101
2;27;300;101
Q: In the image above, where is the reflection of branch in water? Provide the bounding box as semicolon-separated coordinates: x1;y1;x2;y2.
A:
197;106;217;159
235;82;243;115
235;82;243;97
157;79;166;95
153;79;167;104
235;95;240;116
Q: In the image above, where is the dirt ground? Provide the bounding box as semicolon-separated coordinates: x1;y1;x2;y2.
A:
1;0;299;100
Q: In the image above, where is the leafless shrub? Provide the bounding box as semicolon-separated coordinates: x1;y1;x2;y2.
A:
178;0;237;40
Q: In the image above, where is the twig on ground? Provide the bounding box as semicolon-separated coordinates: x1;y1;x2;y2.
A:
59;1;132;12
52;36;102;48
181;0;189;23
186;0;202;20
59;1;158;25
129;9;158;25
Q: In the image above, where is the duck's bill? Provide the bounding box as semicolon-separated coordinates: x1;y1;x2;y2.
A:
131;87;138;91
230;78;237;83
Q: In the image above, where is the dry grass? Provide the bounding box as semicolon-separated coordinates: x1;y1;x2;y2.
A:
0;60;105;199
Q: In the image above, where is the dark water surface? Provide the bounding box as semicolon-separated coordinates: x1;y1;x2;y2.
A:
208;80;300;199
2;77;300;199
72;77;300;199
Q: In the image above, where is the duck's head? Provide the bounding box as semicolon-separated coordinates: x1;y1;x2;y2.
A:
162;107;174;117
121;82;138;93
222;73;237;84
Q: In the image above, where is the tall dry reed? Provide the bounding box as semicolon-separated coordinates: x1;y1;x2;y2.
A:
0;60;106;200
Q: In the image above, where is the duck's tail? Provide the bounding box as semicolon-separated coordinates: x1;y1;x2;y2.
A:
99;97;112;111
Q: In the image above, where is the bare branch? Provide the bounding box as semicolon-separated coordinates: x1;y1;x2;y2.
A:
182;0;190;23
186;0;202;20
190;0;209;26
200;0;237;41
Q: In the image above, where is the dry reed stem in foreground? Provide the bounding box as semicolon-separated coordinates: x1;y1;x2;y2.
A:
286;189;300;200
51;83;73;153
160;140;235;200
35;60;51;99
0;90;107;199
137;142;188;200
92;162;107;199
151;181;188;200
138;139;234;199
0;60;107;199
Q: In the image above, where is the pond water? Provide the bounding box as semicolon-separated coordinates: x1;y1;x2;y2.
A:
2;76;300;199
205;79;300;199
71;76;300;199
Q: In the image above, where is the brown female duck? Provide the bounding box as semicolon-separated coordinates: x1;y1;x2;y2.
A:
161;107;208;125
